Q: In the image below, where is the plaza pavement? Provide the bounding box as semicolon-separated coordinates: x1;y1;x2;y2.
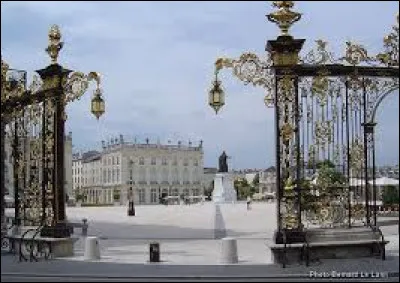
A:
63;202;398;265
2;202;399;281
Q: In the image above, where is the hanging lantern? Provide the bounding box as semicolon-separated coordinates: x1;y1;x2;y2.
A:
91;87;105;119
208;78;225;114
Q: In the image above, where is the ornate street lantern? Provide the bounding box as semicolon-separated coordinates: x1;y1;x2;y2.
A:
208;76;225;114
91;87;105;119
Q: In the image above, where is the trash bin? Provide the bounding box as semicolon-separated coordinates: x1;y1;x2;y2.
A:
149;242;160;262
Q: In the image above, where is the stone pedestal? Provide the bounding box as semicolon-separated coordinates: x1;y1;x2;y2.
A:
212;173;237;203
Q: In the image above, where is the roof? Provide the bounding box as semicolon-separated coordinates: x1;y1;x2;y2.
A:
82;151;101;163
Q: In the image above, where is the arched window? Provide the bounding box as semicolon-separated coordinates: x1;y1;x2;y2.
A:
139;157;145;165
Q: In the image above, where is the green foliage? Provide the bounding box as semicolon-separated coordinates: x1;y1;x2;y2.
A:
252;173;260;187
234;178;253;200
75;189;86;202
316;160;336;169
382;185;399;206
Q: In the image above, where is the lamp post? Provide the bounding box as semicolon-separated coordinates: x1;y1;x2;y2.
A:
127;160;135;216
1;24;106;238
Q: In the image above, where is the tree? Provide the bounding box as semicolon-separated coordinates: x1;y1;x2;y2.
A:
382;185;399;207
252;173;260;188
234;178;251;200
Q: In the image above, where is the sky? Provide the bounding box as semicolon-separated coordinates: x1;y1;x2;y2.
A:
1;1;399;169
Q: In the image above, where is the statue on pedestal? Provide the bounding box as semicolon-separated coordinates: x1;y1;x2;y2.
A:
218;151;229;173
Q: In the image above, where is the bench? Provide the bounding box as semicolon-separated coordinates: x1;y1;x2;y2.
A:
3;227;77;261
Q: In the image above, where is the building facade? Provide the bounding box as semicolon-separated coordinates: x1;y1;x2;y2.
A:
72;136;205;205
259;166;277;196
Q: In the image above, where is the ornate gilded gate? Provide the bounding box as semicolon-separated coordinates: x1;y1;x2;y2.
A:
1;25;105;238
208;2;398;240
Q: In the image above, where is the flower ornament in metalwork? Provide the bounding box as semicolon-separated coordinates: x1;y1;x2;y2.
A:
213;52;274;108
302;40;335;65
349;137;364;175
281;122;294;143
311;71;330;106
376;14;398;67
315;120;333;145
341;41;373;66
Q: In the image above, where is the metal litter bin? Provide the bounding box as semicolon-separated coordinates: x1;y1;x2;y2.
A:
149;242;160;262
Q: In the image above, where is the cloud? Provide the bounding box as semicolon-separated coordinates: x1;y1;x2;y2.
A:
2;1;398;169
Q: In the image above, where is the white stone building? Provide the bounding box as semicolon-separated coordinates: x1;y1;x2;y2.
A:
259;166;276;196
72;136;205;205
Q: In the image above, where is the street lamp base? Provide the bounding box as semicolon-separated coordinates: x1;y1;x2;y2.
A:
127;201;135;216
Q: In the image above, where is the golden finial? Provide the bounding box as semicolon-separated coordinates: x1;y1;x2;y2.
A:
266;1;301;37
46;24;64;64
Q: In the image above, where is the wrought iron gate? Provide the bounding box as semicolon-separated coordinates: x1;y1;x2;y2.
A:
209;2;398;239
1;24;105;239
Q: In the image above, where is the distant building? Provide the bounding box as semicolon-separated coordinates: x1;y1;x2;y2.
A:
259;166;277;196
72;136;204;205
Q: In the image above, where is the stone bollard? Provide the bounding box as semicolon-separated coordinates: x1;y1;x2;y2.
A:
84;236;100;260
220;237;238;264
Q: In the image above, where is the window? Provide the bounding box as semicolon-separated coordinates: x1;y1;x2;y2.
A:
139;157;145;165
116;169;120;183
183;188;189;198
172;188;179;197
193;189;200;196
183;158;188;166
151;157;156;165
112;169;115;183
194;159;198;166
112;156;115;165
172;157;178;166
138;189;146;204
151;189;157;203
116;156;119;165
162;157;167;165
108;169;111;183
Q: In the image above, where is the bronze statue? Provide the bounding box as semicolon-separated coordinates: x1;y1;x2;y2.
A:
218;151;229;173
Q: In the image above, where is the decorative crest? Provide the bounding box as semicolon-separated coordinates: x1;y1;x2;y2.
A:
46;24;64;64
267;1;301;37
